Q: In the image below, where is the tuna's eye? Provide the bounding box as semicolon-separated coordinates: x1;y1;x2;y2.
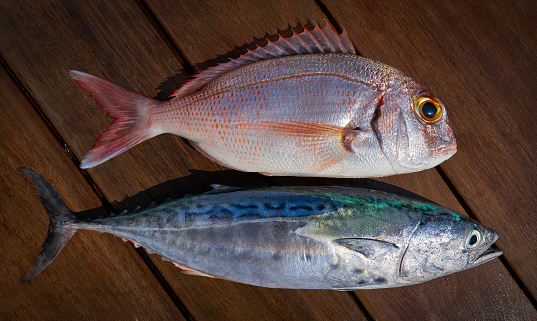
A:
465;229;482;249
414;94;443;123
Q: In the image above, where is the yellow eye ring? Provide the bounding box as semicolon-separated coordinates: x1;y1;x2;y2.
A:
414;94;443;123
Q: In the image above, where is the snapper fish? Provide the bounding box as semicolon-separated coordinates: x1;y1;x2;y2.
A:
22;168;500;289
72;24;456;178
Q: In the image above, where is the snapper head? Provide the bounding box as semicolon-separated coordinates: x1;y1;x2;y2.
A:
373;73;457;174
397;212;502;285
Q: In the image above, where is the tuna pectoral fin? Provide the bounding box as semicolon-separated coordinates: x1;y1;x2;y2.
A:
335;238;399;260
238;121;356;173
70;71;161;169
20;168;78;281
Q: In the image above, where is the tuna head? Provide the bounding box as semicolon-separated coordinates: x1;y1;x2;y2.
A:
374;75;457;174
398;212;502;285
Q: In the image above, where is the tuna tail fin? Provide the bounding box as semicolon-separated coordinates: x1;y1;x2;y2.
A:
70;71;161;169
20;168;79;282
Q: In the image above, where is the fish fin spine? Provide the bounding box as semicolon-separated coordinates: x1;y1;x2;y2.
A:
19;168;79;282
171;24;355;98
70;71;161;168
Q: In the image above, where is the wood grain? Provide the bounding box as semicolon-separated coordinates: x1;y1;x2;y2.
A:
0;66;183;320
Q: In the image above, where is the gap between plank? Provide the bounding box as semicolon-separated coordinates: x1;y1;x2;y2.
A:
348;291;376;321
136;0;197;77
436;166;537;310
0;54;196;321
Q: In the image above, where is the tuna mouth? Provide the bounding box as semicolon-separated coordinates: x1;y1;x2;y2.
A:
467;247;503;269
434;142;457;154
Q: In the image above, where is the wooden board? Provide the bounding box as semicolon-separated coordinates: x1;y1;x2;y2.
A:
1;0;536;319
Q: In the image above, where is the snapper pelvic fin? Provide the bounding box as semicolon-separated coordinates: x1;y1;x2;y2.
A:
20;168;79;281
172;24;356;98
70;71;161;168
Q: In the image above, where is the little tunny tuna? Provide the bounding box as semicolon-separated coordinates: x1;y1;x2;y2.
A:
22;168;500;290
72;24;456;177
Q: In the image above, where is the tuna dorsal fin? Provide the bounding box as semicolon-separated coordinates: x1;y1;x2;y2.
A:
335;238;399;260
172;24;356;98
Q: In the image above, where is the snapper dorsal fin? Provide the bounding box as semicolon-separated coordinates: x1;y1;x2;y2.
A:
172;24;356;98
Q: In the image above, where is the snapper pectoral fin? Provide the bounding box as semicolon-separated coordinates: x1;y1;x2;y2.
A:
238;121;358;173
335;238;399;260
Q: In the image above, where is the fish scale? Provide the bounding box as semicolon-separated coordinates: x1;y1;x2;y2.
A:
71;25;456;176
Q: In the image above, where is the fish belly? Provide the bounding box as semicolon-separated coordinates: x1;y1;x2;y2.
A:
83;218;384;289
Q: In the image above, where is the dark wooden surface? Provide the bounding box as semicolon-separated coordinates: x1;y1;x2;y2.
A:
1;0;536;320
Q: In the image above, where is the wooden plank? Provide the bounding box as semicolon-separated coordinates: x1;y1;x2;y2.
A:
0;67;183;320
0;1;367;320
321;0;537;306
146;0;536;319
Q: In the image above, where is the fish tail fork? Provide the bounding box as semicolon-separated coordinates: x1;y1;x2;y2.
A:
20;168;78;282
70;71;161;169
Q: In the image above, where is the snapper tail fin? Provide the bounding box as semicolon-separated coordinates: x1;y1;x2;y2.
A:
20;168;79;281
70;71;161;169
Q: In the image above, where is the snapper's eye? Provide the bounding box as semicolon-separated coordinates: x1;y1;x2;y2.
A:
465;229;482;249
414;93;443;123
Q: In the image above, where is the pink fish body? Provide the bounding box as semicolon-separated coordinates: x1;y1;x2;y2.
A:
72;25;456;177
